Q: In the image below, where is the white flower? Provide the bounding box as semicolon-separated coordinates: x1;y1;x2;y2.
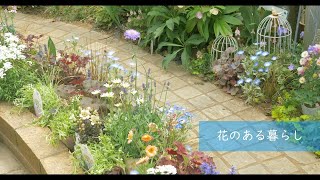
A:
147;165;177;175
0;68;6;79
91;89;101;95
3;62;12;70
114;103;122;107
103;83;113;88
136;97;144;105
69;114;76;121
299;77;306;84
27;61;33;65
131;89;137;95
121;82;130;88
73;37;79;40
301;51;309;58
177;6;184;8
79;109;91;120
90;114;100;125
100;92;114;98
111;78;122;84
210;7;219;15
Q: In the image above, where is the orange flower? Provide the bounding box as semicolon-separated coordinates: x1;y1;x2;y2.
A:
135;156;149;165
148;123;158;132
127;130;134;144
141;134;153;142
145;145;158;157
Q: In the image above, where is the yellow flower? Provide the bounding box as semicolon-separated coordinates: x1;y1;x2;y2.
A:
209;7;219;15
313;73;318;78
299;77;306;84
148;123;158;132
141;134;153;142
127;130;134;144
135;156;149;165
145;145;158;157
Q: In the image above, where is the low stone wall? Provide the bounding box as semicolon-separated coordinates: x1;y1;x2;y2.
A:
0;102;74;174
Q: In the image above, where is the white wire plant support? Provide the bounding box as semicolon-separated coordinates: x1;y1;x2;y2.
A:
211;35;238;63
256;10;292;54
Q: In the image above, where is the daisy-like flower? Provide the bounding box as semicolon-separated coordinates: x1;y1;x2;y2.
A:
177;5;184;8
3;62;12;70
91;89;101;95
258;68;264;72
209;7;219;15
145;145;158;157
301;51;309;58
299;77;306;84
103;83;113;88
100;92;114;98
121;82;130;88
79;109;91;120
131;89;137;95
124;29;141;41
130;170;139;175
316;58;320;66
111;78;122;84
136;97;144;105
127;130;134;144
255;51;262;56
148;123;158;132
253;78;261;86
136;156;149;165
141;134;153;142
90;114;100;125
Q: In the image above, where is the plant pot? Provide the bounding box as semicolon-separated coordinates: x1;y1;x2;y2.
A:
62;136;76;152
301;104;320;116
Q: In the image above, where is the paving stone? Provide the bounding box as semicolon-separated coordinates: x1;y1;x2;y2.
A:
137;63;161;74
220;115;243;121
262;156;299;174
207;89;233;103
173;100;196;112
34;26;56;35
190;111;209;127
40;151;73;174
202;105;233;120
165;77;188;91
285;152;319;165
0;142;28;174
152;70;175;82
222;152;257;169
222;99;251;113
250;152;283;161
166;64;189;77
188;94;216;109
46;29;69;39
193;82;218;94
213;157;231;174
155;91;182;103
238;164;270;174
301;162;320;174
174;86;202;100
236;108;268;121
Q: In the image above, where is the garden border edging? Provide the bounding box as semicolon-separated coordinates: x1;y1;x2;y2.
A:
0;102;75;174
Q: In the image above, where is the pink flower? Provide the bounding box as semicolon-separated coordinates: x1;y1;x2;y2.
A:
317;58;320;66
297;67;305;75
299;58;308;66
196;11;203;19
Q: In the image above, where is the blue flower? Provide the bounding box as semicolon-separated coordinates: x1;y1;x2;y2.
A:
111;57;120;61
184;112;193;118
250;56;258;61
124;29;141;41
261;51;269;56
229;166;237;175
254;62;259;67
258;68;264;72
255;51;262;56
200;163;220;175
175;123;183;129
277;26;288;36
271;56;277;61
253;78;261;86
130;170;139;175
109;63;125;71
245;78;252;83
264;67;269;72
236;50;244;55
264;61;272;67
300;31;304;39
177;116;187;124
237;79;244;85
288;64;295;71
253;42;260;46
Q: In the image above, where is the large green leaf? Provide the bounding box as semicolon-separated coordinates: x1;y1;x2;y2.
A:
214;21;221;37
186;19;197;33
223;6;240;14
222;15;242;25
157;42;183;51
219;20;233;36
172;17;180;25
166;19;175;31
181;48;190;67
153;24;166;39
185;34;205;46
162;49;182;69
203;21;210;42
48;37;56;58
197;21;204;37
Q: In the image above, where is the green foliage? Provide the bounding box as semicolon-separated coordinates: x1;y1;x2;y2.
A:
0;60;39;101
95;6;124;30
73;134;125;174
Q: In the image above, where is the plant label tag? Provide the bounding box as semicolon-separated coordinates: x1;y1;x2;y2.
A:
79;144;95;170
33;89;43;117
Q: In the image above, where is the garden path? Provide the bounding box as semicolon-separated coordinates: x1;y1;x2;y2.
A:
0;141;29;174
10;12;320;174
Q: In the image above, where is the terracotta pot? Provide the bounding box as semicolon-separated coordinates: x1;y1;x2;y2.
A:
301;104;320;116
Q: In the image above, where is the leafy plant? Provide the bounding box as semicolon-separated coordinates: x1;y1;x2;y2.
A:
213;47;245;95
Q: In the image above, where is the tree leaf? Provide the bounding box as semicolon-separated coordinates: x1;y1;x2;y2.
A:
222;15;242;25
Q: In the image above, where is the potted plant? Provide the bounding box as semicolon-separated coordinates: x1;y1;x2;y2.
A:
295;44;320;115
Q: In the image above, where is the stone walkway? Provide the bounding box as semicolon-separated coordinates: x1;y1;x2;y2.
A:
8;12;320;174
0;142;29;174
